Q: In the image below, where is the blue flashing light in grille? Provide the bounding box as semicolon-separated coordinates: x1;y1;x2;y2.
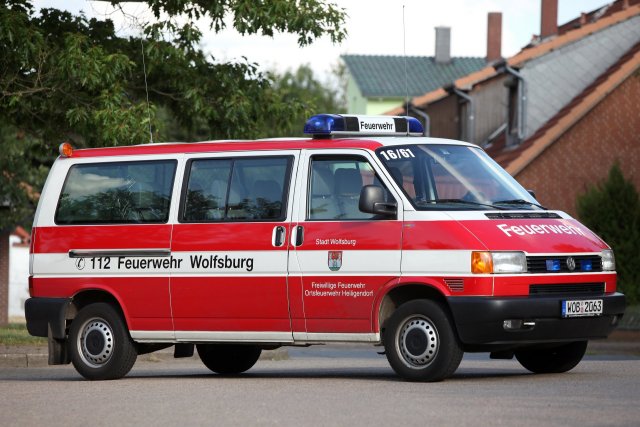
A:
545;259;561;271
581;259;593;271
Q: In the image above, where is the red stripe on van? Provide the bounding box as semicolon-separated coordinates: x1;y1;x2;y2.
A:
69;139;383;158
33;225;172;253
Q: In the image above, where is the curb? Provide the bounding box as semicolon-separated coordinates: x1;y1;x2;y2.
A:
0;353;48;368
0;348;289;368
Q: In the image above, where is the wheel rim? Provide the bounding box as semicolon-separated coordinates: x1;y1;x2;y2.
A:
77;317;115;368
396;315;439;369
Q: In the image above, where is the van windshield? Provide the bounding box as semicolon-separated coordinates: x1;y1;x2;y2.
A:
376;144;543;210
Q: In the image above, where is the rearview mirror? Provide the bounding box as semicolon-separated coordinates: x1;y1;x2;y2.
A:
359;185;397;216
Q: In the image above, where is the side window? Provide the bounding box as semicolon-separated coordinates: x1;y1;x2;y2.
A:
308;156;393;220
183;159;232;221
182;156;292;222
55;160;177;224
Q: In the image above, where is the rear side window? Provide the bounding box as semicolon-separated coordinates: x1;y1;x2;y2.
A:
55;160;177;224
181;156;292;222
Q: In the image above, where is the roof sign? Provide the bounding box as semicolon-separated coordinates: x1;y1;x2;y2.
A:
304;114;424;137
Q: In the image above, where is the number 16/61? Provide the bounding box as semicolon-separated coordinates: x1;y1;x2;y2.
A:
380;149;415;161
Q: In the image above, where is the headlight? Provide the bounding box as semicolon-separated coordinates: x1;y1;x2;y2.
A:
601;249;615;271
471;251;526;274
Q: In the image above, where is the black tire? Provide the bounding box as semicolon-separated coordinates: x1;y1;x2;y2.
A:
383;299;463;382
68;302;137;380
515;341;588;374
196;344;262;375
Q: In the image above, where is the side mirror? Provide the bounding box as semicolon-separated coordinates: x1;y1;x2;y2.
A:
527;189;537;200
359;185;397;216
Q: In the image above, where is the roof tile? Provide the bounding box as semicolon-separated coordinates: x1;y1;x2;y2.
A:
342;55;486;98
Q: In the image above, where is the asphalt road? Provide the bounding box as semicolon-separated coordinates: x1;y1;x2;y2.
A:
1;346;639;427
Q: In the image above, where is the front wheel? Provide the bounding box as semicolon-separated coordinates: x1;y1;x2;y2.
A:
68;303;137;380
196;344;262;375
515;341;588;374
383;299;463;382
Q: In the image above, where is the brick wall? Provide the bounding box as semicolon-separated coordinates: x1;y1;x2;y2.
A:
0;231;9;325
515;71;640;217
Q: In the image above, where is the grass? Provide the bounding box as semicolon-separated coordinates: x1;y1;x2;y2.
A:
0;323;47;346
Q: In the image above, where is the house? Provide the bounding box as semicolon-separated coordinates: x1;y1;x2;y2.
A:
341;26;489;116
387;0;640;217
1;227;30;322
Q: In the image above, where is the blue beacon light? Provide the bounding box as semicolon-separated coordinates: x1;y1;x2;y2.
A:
406;116;424;134
303;114;345;134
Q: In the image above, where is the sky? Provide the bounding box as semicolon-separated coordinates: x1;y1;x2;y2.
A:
33;0;612;80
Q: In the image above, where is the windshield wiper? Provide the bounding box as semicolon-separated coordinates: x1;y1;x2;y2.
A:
419;199;506;210
492;199;547;210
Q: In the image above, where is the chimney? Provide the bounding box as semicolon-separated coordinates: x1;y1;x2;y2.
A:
435;27;451;64
580;12;588;26
623;0;629;9
541;0;558;38
486;12;502;63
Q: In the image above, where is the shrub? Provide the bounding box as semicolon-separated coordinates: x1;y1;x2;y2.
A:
576;163;640;304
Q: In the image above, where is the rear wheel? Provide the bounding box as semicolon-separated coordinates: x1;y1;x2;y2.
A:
196;344;262;375
515;341;588;374
68;303;137;380
383;299;463;382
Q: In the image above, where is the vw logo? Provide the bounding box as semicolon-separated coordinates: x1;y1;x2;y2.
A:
566;257;576;271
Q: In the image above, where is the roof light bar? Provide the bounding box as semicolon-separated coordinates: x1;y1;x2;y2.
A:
304;114;424;137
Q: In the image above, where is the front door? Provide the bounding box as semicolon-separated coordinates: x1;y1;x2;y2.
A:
290;150;404;341
170;151;298;342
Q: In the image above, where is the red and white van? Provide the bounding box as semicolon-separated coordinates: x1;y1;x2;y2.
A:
26;114;625;381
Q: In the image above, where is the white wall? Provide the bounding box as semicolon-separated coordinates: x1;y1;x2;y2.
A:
9;235;29;319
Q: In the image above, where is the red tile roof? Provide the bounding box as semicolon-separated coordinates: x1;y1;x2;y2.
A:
487;41;640;175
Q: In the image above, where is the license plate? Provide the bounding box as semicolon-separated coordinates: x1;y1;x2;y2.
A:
562;299;603;318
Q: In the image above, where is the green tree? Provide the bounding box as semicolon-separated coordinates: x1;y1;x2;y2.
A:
267;63;346;137
0;0;346;228
576;163;640;304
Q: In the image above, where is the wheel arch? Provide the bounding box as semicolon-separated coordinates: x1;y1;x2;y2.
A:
68;289;130;331
374;282;453;336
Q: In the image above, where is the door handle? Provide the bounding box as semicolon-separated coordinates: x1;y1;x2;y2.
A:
295;225;304;247
272;226;286;247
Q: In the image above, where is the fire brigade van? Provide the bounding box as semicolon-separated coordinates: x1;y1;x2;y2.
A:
26;114;625;381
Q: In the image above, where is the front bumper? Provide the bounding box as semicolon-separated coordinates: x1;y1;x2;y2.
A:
447;292;626;347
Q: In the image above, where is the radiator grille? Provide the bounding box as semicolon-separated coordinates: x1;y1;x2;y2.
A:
526;255;602;273
529;283;605;296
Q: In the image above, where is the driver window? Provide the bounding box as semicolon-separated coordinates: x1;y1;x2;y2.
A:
307;156;393;220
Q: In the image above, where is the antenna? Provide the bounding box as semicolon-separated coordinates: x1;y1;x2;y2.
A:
107;2;155;144
140;37;153;144
403;4;409;117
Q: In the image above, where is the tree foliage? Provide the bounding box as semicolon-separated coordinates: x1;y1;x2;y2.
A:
267;63;346;137
576;163;640;304
0;0;346;228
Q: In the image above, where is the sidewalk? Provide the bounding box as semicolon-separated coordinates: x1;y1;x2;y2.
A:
1;331;638;368
0;344;289;368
